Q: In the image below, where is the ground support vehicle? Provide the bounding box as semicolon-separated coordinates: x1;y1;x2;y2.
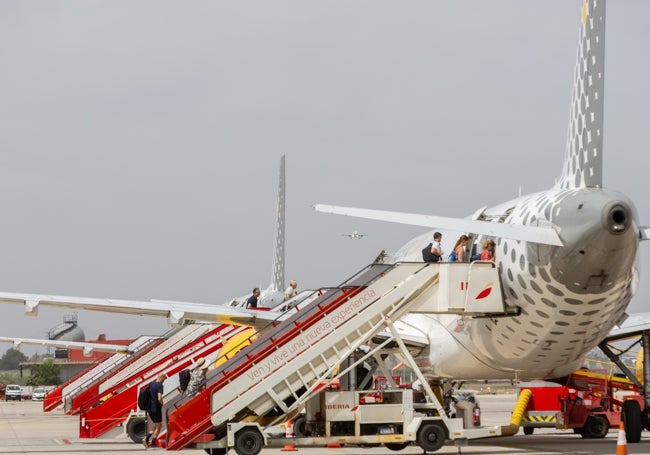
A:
517;369;644;442
220;388;495;455
162;262;516;454
4;384;22;401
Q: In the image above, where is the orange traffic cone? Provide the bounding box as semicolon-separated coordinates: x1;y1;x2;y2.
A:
285;419;294;438
616;420;628;455
281;419;297;451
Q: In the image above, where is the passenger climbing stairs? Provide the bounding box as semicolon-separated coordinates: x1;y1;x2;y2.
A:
66;325;209;414
79;323;250;440
164;261;510;450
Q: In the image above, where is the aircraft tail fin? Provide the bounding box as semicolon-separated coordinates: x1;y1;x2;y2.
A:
269;155;286;292
555;0;605;190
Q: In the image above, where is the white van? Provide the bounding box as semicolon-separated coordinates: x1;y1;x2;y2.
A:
5;384;22;401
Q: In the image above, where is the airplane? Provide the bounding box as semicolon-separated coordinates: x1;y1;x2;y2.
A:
0;155;291;359
0;0;645;396
313;0;648;384
342;230;367;239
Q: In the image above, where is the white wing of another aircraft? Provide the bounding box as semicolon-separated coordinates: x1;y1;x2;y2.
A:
0;336;135;356
0;291;287;330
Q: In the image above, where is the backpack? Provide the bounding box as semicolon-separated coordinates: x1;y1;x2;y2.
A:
137;383;151;412
178;369;191;392
422;243;440;263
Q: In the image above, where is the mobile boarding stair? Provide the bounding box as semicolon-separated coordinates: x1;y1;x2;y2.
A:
163;261;516;453
64;326;205;415
43;335;163;413
78;323;252;442
71;325;213;415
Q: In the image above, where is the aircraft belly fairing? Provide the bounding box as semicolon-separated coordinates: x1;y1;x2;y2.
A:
399;313;525;380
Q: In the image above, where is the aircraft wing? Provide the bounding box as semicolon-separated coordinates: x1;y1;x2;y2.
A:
314;205;563;246
0;336;135;356
603;312;650;342
0;292;287;330
368;319;431;354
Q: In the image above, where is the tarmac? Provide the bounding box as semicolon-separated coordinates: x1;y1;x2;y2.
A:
1;394;649;455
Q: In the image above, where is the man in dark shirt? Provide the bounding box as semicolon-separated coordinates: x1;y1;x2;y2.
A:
144;373;166;448
246;288;261;309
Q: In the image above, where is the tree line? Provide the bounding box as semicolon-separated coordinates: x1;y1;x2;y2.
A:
0;348;61;385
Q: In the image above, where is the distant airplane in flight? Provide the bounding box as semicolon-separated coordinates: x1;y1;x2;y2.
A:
342;230;367;239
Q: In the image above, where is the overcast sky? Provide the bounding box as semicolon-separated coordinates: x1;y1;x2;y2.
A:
0;1;648;355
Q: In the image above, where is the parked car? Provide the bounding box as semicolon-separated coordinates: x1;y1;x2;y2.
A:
5;384;22;401
32;388;46;401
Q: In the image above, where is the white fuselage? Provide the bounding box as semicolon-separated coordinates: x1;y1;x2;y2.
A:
390;187;639;380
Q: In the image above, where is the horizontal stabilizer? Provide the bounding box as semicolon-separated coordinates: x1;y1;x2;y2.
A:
314;204;563;246
640;226;650;241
